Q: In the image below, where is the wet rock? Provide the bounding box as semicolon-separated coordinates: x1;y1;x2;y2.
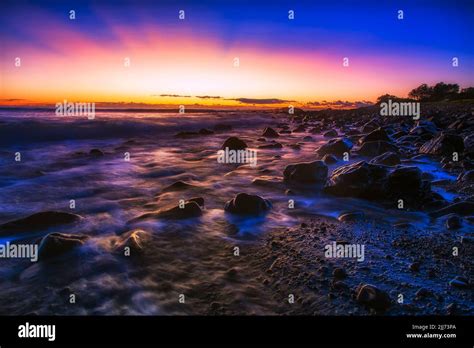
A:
361;120;379;133
369;152;400;166
430;202;474;218
317;138;353;157
303;135;313;141
199;128;214;135
446;214;462;229
116;229;147;254
358;141;398;157
251;176;282;188
333;268;347;279
322;154;338;165
38;233;88;260
224;193;271;215
292;125;306;133
338;211;365;222
187;197;205;207
132;201;203;221
262;127;279;138
355;284;391;311
359;127;391;144
0;211;83;234
464;133;474;155
324;161;388;199
449;276;469;289
175;131;199;138
419;133;464;156
222;137;247;150
409;262;421;272
283;160;328;184
457;170;474;183
410;121;438;136
323;129;338;137
415;288;433;298
258;142;283;149
387;166;424;196
161;181;195;193
89;148;104;156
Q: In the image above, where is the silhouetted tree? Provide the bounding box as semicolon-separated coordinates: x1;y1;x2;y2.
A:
408;83;433;101
431;82;459;100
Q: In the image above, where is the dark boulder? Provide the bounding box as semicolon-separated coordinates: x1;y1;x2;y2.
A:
224;193;271;215
262;127;279;138
317;138;353;157
419;133;464;156
358;141;398;157
222;137;247;150
387;166;423;195
38;233;88;260
324;161;388;199
323;129;338;137
356;284;391;311
369;152;400;166
161;181;196;193
283;161;328;184
322;154;338;165
359;127;391;144
0;211;82;234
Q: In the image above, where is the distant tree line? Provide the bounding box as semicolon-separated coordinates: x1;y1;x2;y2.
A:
377;82;474;104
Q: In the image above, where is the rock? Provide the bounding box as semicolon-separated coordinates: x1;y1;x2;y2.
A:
131;201;202;221
369;152;400;166
262;127;279;137
449;276;469;289
303;136;313;141
89;148;104;156
333;268;347;279
338;211;364;222
323;129;338;137
222;137;247;150
317;138;353;157
430;202;474;218
359;127;391;144
415;288;433;298
464;133;474;155
360;120;379;133
258;142;283;149
0;211;82;234
358;141;398;157
355;284;391;311
446;214;462;229
116;229;147;254
409;262;421;272
386;166;424;196
175;131;198;138
293;125;306;133
324;161;388;199
322;154;338;165
224;193;271;215
187;197;205;207
410;121;437;136
38;233;88;260
251;176;282;188
199;128;214;135
161;181;195;193
419;133;464;156
283;161;328;184
457;170;474;183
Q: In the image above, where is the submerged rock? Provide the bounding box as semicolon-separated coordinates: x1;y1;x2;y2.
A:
131;200;203;221
89;148;104;156
0;211;82;234
283;160;328;184
38;233;88;260
222;137;248;150
115;229;147;255
355;284;391;311
224;193;271;215
317;138;353;157
262;127;279;138
419;133;464;156
161;181;196;193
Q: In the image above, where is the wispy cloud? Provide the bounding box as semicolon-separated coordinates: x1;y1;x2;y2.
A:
227;98;295;105
306;100;373;108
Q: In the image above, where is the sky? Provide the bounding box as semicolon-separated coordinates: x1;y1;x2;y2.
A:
1;0;474;109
